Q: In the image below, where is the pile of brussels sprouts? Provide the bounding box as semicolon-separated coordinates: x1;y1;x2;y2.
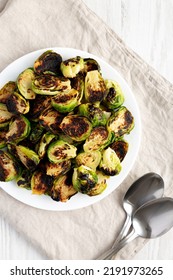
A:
0;50;134;202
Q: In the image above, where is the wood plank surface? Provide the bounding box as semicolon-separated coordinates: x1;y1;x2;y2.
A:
0;0;173;260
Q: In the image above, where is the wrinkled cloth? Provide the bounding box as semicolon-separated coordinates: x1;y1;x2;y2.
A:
0;0;173;260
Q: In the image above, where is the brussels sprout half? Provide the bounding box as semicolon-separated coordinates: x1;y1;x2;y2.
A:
60;115;92;142
0;81;16;103
15;145;40;170
29;95;52;121
31;170;53;195
75;150;101;170
87;171;108;196
51;173;77;202
37;132;56;159
47;140;77;163
78;103;108;127
0;150;20;181
17;68;36;99
39;107;64;134
34;50;62;75
6;91;30;114
103;80;124;109
107;106;134;137
83;126;111;152
32;74;71;95
0;103;14;124
110;139;129;162
72;165;98;194
16;169;32;189
45;160;71;177
83;58;101;72
84;70;106;103
99;147;122;176
51;88;81;113
60;56;84;78
5;115;31;143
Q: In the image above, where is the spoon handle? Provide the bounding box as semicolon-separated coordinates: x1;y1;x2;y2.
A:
97;229;138;260
112;214;132;247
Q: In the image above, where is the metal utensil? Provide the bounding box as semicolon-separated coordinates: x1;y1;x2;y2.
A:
113;172;164;246
98;197;173;260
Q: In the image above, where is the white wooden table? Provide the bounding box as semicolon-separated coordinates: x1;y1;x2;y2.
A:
0;0;173;260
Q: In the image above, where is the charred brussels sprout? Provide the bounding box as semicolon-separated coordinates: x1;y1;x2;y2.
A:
0;150;19;181
16;169;32;189
71;74;84;95
51;173;77;202
39;107;64;134
75;150;101;170
6;91;30;114
83;126;111;152
47;140;77;163
0;81;16;104
29;123;45;144
99;147;121;176
34;50;62;75
83;58;101;72
85;70;106;103
17;68;36;99
0;103;13;124
110;139;129;162
5;115;30;143
60;56;84;78
32;74;71;95
46;160;71;177
29;95;52;121
72;165;98;194
51;88;81;113
87;171;107;196
104;80;124;109
78;103;108;127
31;170;53;195
37;132;55;159
60;115;92;142
15;145;40;170
107;106;134;137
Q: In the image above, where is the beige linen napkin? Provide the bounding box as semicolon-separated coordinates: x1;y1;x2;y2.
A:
0;0;173;260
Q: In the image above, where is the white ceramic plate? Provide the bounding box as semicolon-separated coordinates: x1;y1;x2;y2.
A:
0;47;141;211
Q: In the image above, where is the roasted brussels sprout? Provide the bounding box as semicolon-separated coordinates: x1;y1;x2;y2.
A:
60;115;92;142
17;68;36;99
34;50;62;75
107;106;134;137
0;103;14;124
16;169;32;189
37;132;55;159
46;160;71;177
83;58;101;72
29;123;45;144
32;74;71;95
0;81;16;103
6;91;30;114
72;165;98;194
103;80;124;109
51;173;77;202
47;140;77;163
29;95;52;121
5;115;31;143
84;70;106;103
87;171;107;196
75;150;101;170
31;170;53;195
51;88;81;113
39;107;64;134
71;74;84;95
0;150;19;181
60;56;84;78
78;103;108;127
15;145;40;170
99;147;121;176
110;139;129;162
83;126;111;152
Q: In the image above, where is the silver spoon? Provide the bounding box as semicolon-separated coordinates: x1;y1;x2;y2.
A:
98;197;173;260
112;172;164;246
